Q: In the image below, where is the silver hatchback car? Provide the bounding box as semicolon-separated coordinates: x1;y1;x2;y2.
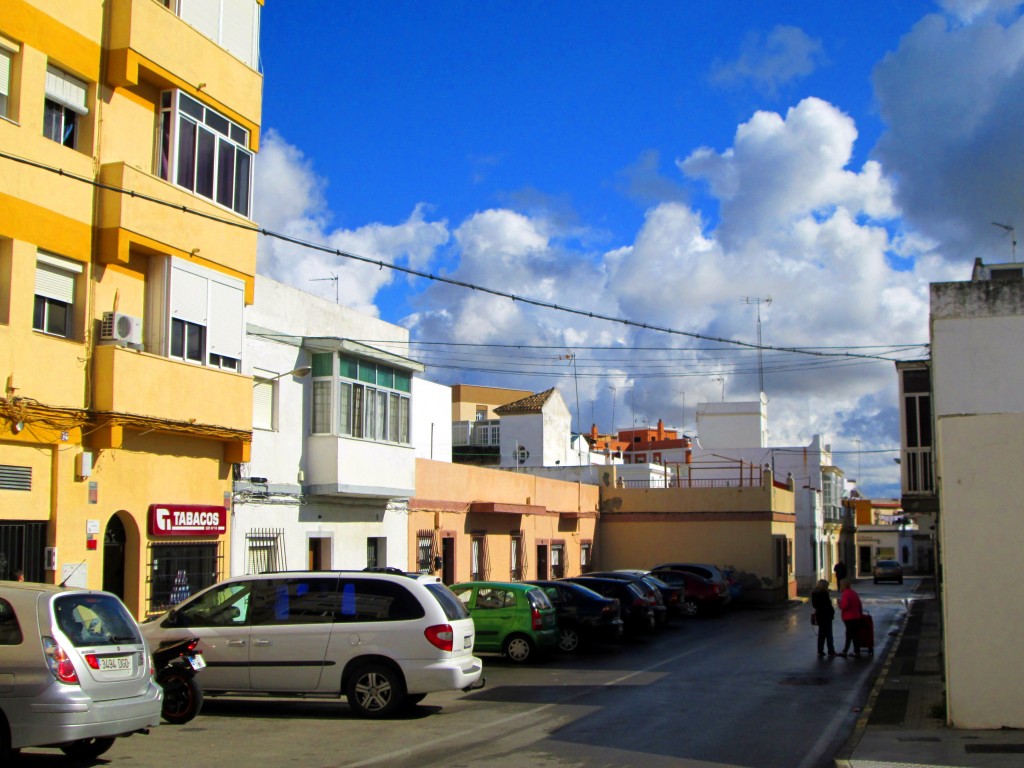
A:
0;581;162;760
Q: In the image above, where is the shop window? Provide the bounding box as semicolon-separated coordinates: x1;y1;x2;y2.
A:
148;541;221;613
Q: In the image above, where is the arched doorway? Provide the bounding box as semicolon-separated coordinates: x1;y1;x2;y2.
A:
103;515;127;599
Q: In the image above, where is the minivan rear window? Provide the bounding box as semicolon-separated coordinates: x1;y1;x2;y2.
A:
336;579;426;622
424;583;470;621
54;594;141;647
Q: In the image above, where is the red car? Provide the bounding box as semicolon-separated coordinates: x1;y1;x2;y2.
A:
649;569;729;617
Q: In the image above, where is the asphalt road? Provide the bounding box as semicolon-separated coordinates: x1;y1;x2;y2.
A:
15;579;919;768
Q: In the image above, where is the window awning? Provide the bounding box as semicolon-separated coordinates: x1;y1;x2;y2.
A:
468;502;554;517
303;337;424;373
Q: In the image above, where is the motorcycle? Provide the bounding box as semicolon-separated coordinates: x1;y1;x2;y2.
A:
153;637;205;724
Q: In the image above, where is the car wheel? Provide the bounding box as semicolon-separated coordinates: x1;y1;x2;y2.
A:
503;634;535;663
346;663;406;718
60;737;116;760
558;627;581;653
681;600;699;618
160;669;204;724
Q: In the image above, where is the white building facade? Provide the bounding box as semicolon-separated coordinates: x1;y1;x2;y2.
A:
232;276;442;575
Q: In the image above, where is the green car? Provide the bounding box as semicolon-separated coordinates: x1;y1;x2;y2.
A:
450;581;558;663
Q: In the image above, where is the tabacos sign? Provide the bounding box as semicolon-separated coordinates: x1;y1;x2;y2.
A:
148;504;227;537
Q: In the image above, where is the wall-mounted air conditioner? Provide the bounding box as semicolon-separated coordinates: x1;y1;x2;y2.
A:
101;312;143;346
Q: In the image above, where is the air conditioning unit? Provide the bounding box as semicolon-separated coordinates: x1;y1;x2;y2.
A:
101;312;142;346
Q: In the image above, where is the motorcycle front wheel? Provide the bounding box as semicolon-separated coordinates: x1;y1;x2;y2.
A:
159;669;204;724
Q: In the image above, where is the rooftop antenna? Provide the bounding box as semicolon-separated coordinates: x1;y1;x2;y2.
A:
310;274;339;303
992;222;1017;262
743;296;772;394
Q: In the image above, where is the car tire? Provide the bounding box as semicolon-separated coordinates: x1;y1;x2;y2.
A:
346;663;406;718
160;669;204;724
558;627;581;653
60;737;116;760
503;633;535;663
681;600;699;618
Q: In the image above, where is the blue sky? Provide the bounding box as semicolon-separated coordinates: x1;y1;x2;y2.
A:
253;1;1024;497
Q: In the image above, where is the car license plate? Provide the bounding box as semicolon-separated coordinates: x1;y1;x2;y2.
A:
464;635;473;650
188;654;206;671
99;655;132;674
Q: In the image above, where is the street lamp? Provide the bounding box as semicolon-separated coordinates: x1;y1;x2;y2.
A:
254;365;312;386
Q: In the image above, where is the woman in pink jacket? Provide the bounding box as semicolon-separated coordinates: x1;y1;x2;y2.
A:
838;578;864;657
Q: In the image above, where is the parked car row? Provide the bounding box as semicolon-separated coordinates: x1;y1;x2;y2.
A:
0;561;737;758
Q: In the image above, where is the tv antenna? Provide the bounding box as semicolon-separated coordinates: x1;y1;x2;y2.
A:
992;222;1017;262
310;274;339;303
743;296;772;394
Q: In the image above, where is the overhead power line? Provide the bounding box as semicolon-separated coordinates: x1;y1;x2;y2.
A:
1;149;930;363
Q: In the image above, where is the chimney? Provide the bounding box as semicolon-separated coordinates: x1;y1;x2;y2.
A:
657;419;665;441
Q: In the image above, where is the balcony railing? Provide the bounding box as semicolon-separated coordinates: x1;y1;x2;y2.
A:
452;420;500;447
902;447;935;494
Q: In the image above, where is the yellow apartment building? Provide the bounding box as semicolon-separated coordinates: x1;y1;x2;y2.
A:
0;0;262;618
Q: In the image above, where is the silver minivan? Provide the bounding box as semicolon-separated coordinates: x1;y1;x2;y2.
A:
141;571;483;717
0;582;162;760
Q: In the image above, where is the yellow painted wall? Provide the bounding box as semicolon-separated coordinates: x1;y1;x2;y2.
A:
0;1;258;618
451;384;532;421
597;473;797;599
409;459;598;583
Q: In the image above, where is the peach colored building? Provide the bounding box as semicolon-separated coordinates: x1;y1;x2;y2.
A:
597;468;797;603
409;458;599;584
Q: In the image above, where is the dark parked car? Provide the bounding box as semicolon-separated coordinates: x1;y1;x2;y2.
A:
649;569;729;616
873;560;904;584
587;571;670;627
561;577;655;637
651;563;732;606
526;580;624;652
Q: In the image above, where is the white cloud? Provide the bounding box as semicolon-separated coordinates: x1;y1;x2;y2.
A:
679;98;898;249
710;25;826;95
253;131;449;315
872;6;1024;264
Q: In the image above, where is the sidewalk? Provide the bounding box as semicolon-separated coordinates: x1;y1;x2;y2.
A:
834;578;1024;768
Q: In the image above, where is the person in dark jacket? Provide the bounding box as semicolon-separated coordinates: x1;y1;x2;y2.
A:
833;561;847;586
811;579;837;657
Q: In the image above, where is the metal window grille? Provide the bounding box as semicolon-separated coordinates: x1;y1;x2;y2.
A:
245;528;286;574
470;534;489;581
417;529;439;572
147;541;223;614
0;521;46;581
551;543;566;579
510;533;524;581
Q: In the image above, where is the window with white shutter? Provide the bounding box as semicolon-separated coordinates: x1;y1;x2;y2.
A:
252;373;274;431
33;252;82;338
166;258;244;371
176;0;259;69
0;48;11;119
43;65;88;148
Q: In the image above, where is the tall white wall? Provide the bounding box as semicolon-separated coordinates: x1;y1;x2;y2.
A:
412;379;453;462
695;395;769;448
931;276;1024;728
